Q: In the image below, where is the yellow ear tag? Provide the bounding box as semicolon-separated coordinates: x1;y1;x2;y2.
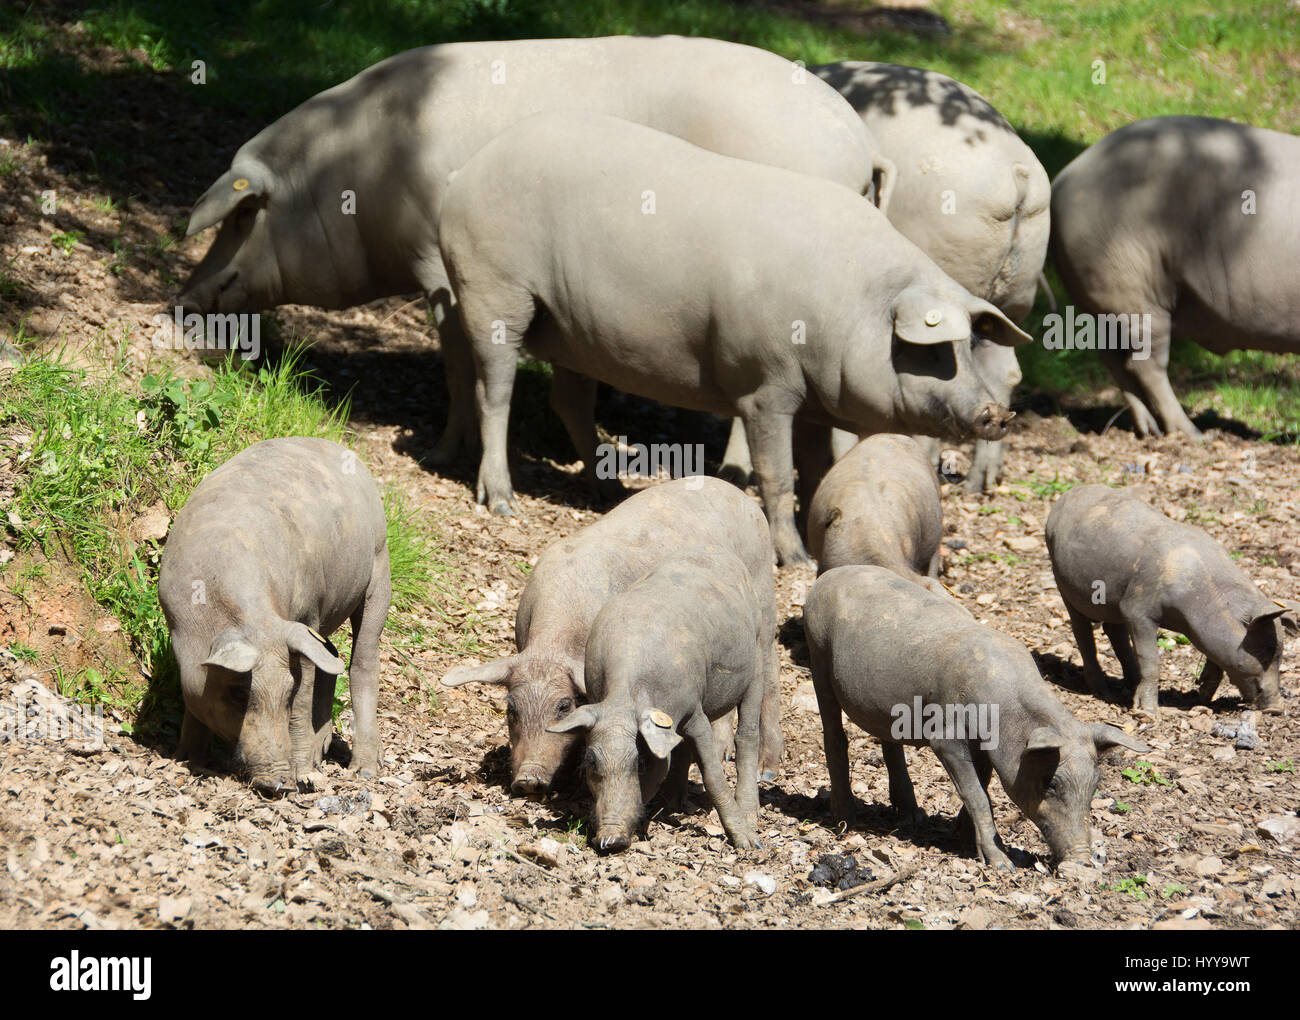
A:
649;710;673;728
232;178;250;191
1274;599;1288;608
306;627;327;645
924;309;943;326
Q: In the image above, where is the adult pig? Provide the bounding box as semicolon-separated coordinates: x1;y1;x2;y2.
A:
548;546;767;851
1051;116;1300;438
439;477;780;795
158;438;390;793
722;61;1049;493
1046;483;1290;714
804;565;1149;869
439;110;1029;566
177;35;890;466
806;434;945;595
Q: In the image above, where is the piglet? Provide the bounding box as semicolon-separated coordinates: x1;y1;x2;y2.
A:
548;545;767;852
804;565;1149;869
1046;483;1290;714
806;433;945;593
440;476;780;797
159;437;390;792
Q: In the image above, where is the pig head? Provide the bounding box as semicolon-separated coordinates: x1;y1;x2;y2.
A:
441;651;586;797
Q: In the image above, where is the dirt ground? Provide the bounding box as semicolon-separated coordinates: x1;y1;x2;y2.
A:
2;134;1299;931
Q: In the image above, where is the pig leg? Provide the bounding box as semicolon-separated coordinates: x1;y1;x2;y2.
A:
548;367;623;504
757;626;783;782
683;712;760;850
1122;315;1201;439
932;742;1013;870
427;288;479;464
1103;621;1141;688
733;679;764;829
1124;615;1162;714
178;709;211;765
289;656;319;782
793;419;833;534
809;659;855;826
1064;603;1111;700
952;754;994;843
1099;348;1163;438
719;418;754;487
459;287;533;514
346;549;391;777
964;439;1004;494
711;713;736;763
1197;660;1224;705
882;742;922;826
741;405;810;566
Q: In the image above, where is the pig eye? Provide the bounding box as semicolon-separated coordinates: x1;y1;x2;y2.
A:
582;749;599;775
555;698;573;719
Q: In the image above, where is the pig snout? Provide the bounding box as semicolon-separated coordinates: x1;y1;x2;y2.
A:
510;761;553;799
594;825;634;854
248;767;295;797
971;402;1015;441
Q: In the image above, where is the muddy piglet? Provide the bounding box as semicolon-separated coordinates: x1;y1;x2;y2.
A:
548;545;767;852
1047;484;1292;714
806;434;945;595
804;565;1149;869
159;437;390;793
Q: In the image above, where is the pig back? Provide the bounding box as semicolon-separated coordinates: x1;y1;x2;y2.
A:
160;437;386;632
807;434;941;575
517;477;775;655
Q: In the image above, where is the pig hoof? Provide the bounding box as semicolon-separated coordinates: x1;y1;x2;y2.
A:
980;850;1014;871
488;499;515;516
757;768;778;784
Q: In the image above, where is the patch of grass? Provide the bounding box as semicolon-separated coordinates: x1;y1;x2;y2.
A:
9;642;38;662
1264;760;1294;775
1121;761;1173;787
1012;475;1076;500
1156;632;1190;651
1108;875;1150;901
49;229;83;254
1161;883;1188;899
1111;801;1130;814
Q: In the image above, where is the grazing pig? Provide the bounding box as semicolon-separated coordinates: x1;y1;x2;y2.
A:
548;546;766;851
806;434;946;596
804;565;1150;869
177;35;890;469
723;61;1049;493
1046;484;1289;714
1051;116;1300;438
158;438;390;793
440;477;780;795
439;110;1029;566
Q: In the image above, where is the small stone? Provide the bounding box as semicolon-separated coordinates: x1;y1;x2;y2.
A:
1257;816;1300;845
1195;856;1224;877
744;872;776;896
1211;746;1236;762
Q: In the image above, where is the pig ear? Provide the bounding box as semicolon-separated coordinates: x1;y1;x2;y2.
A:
1268;599;1300;637
871;154;896;216
284;622;346;675
547;704;600;735
202;628;258;674
1024;726;1065;754
638;709;683;760
566;657;586;695
1091;723;1151;755
892;289;972;345
186;166;269;236
440;654;520;688
968;298;1033;347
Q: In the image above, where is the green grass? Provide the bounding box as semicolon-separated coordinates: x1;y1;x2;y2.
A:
0;338;449;724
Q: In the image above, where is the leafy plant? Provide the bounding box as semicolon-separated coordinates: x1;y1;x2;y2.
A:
50;229;84;254
1122;761;1173;787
